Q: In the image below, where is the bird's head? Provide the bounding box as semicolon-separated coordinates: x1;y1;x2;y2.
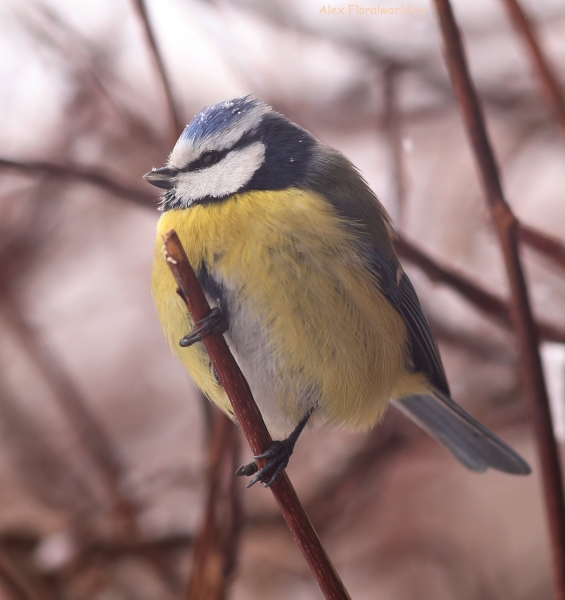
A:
144;96;316;211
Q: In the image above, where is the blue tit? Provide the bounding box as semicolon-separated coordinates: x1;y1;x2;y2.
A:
146;96;530;487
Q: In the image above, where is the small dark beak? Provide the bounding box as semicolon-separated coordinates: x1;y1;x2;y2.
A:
143;167;176;190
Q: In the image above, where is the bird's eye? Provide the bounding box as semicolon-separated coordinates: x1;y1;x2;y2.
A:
200;151;219;168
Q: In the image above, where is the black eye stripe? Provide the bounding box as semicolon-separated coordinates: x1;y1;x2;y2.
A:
181;131;260;174
183;148;230;173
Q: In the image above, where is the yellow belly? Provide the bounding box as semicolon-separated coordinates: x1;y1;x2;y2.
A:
152;188;415;435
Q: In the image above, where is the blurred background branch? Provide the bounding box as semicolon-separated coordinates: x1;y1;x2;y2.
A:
185;410;240;600
432;1;565;598
130;0;184;142
0;159;153;208
499;0;565;139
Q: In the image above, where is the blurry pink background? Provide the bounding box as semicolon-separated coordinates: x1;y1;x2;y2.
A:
0;0;564;598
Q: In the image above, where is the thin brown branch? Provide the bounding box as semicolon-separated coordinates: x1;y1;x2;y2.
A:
0;158;154;209
499;0;565;138
395;234;565;344
518;223;565;271
130;0;183;142
185;409;241;600
0;294;137;535
162;230;351;600
432;2;565;599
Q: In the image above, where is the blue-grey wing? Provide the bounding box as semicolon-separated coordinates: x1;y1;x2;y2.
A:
398;272;450;396
369;249;531;475
367;248;450;396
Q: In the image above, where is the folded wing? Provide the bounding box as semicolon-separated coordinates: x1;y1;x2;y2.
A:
368;248;530;475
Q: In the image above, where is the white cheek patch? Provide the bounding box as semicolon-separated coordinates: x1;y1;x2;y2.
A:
174;142;266;206
168;103;270;170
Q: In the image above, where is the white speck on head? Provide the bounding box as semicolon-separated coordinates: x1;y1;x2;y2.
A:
167;102;270;170
173;142;266;207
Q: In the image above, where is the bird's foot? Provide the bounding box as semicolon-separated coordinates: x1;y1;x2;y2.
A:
235;439;296;488
179;307;228;347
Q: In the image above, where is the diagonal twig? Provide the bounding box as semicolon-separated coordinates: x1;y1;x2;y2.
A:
130;0;184;143
499;0;565;139
0;158;153;208
394;234;565;344
162;230;350;600
432;2;565;600
518;224;565;272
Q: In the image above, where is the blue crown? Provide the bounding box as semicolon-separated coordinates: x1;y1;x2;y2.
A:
178;96;267;146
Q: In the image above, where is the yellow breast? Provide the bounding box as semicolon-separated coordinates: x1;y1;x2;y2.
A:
152;188;411;435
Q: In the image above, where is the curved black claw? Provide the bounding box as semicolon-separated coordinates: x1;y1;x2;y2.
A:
179;307;228;347
235;462;258;477
236;439;295;488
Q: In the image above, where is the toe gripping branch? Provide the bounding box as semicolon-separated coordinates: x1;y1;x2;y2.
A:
179;306;228;347
236;410;312;488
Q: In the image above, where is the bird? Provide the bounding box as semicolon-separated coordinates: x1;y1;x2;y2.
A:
145;96;531;487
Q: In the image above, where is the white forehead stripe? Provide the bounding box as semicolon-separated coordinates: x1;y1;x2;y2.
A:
173;142;265;207
167;103;271;170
